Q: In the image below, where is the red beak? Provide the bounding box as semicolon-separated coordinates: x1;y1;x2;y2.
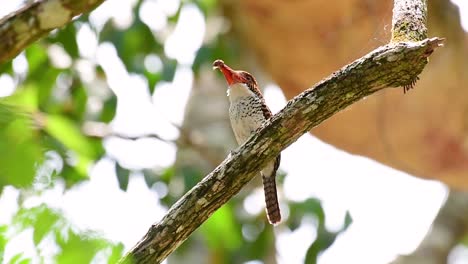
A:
213;59;240;85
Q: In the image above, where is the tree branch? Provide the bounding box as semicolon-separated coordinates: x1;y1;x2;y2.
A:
119;37;443;263
0;0;105;64
392;0;428;42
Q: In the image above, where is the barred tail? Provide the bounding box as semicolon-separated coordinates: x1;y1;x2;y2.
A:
262;174;281;224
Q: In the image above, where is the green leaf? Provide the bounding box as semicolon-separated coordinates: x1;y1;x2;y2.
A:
0;225;7;262
303;207;353;264
16;258;31;264
156;166;176;205
49;23;79;58
43;114;103;185
39;133;93;187
0;60;13;74
12;205;121;263
142;169;157;188
115;162;130;191
32;206;61;245
100;19;163;72
9;253;31;264
304;230;335;264
194;0;217;16
0;103;18;127
0;104;42;187
2;85;39;112
200;205;242;251
69;80;88;121
61;164;88;187
61;153;93;187
99;96;117;123
44;114;101;159
55;230;107;264
166;7;181;23
14;205;57;229
145;71;162;94
35;68;61;109
24;43;61;110
288;198;324;231
25;44;48;75
159;166;174;183
181;166;202;190
241;222;272;261
161;58;177;82
342;211;353;231
108;243;125;264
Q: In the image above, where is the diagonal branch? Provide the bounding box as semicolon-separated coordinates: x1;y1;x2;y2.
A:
0;0;105;64
119;37;443;263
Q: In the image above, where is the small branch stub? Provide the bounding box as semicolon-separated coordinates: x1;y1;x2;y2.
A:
391;0;429;91
391;0;428;42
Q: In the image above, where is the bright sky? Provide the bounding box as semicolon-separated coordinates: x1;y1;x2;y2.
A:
0;0;467;263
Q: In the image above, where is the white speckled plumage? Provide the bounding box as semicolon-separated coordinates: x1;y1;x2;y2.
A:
226;81;280;225
228;83;266;144
214;59;281;224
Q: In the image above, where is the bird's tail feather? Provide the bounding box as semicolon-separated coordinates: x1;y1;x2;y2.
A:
262;174;281;224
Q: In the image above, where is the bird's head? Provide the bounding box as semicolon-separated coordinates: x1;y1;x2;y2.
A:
213;59;258;88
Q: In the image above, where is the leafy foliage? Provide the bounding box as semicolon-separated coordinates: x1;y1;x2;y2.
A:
1;204;123;263
0;103;42;189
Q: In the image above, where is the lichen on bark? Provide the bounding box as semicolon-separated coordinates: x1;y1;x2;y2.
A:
392;0;428;42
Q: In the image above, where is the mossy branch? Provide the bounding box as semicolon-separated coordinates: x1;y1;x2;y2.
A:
392;0;428;42
0;0;105;64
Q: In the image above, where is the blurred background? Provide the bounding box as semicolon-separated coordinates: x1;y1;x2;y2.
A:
0;0;467;263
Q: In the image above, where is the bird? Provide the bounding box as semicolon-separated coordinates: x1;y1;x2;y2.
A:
213;59;281;225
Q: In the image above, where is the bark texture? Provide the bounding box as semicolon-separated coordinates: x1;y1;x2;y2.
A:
0;0;105;64
225;0;468;189
120;37;443;263
392;0;428;42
